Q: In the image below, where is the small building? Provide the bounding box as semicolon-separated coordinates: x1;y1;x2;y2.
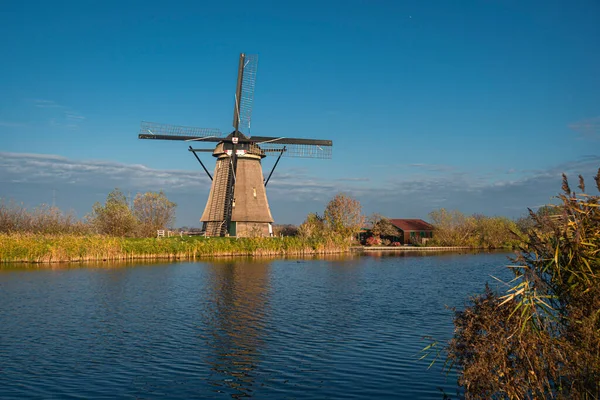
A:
389;219;434;245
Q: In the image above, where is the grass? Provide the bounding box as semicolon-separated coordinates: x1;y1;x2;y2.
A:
0;233;351;263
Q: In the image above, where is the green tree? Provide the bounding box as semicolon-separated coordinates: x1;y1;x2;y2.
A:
323;193;365;240
298;212;325;239
133;191;177;237
89;188;136;236
444;171;600;398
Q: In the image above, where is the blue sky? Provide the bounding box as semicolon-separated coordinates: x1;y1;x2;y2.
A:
1;0;599;225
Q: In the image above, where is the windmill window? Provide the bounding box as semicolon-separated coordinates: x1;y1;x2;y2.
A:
253;188;257;198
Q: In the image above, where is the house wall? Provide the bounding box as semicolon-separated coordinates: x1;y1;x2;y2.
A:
393;230;434;244
404;230;433;244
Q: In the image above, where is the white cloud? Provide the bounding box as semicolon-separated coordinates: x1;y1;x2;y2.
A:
0;152;210;192
0;151;598;224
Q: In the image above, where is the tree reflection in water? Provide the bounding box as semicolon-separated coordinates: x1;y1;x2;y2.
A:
200;259;271;399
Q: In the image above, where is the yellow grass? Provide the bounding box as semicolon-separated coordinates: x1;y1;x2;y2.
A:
0;233;351;263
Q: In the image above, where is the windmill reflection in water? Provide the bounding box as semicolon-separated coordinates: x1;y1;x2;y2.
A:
200;260;271;398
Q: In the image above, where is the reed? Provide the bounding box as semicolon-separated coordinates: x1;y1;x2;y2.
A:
439;171;600;398
0;233;351;263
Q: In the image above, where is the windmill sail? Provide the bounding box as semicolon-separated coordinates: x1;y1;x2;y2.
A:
238;54;258;133
258;143;332;159
252;136;332;159
139;121;223;141
232;54;258;134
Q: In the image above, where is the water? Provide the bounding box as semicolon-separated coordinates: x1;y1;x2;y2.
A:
0;252;514;399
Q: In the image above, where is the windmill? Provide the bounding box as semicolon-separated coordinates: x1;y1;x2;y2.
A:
138;53;333;237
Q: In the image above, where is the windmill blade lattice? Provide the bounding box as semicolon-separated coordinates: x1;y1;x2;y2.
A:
238;54;258;134
260;143;332;159
139;121;223;141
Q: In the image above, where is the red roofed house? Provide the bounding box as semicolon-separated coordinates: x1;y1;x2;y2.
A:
389;219;434;245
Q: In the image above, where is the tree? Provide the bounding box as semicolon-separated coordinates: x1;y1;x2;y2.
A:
323;193;365;240
428;208;476;246
298;212;325;239
89;188;136;236
444;170;600;398
133;191;176;237
472;214;519;249
369;213;399;238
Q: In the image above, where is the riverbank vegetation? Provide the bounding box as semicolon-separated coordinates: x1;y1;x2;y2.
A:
0;188;176;238
0;234;351;263
426;209;520;248
364;211;522;249
440;170;600;398
0;191;363;263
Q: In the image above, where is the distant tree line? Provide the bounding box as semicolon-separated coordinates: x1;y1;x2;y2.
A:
274;199;563;250
363;211;524;248
2;185;566;249
0;188;176;237
427;209;520;248
0;190;367;243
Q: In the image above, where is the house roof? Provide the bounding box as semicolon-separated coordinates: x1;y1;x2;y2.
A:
389;219;434;231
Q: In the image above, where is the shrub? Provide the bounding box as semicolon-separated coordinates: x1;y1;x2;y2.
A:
365;236;381;246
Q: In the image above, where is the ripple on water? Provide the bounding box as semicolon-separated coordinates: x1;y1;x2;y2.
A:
0;253;512;399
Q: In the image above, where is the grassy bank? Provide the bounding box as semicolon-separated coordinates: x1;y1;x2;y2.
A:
0;233;351;263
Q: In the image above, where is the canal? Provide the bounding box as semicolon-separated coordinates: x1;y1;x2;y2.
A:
0;251;514;399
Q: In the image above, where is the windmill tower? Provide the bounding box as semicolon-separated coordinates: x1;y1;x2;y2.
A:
138;53;332;237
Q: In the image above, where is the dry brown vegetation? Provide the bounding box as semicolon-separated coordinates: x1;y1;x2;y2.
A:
1;188;176;238
0;201;91;235
443;170;600;399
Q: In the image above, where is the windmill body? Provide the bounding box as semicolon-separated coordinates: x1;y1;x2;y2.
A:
138;54;332;237
201;134;273;237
